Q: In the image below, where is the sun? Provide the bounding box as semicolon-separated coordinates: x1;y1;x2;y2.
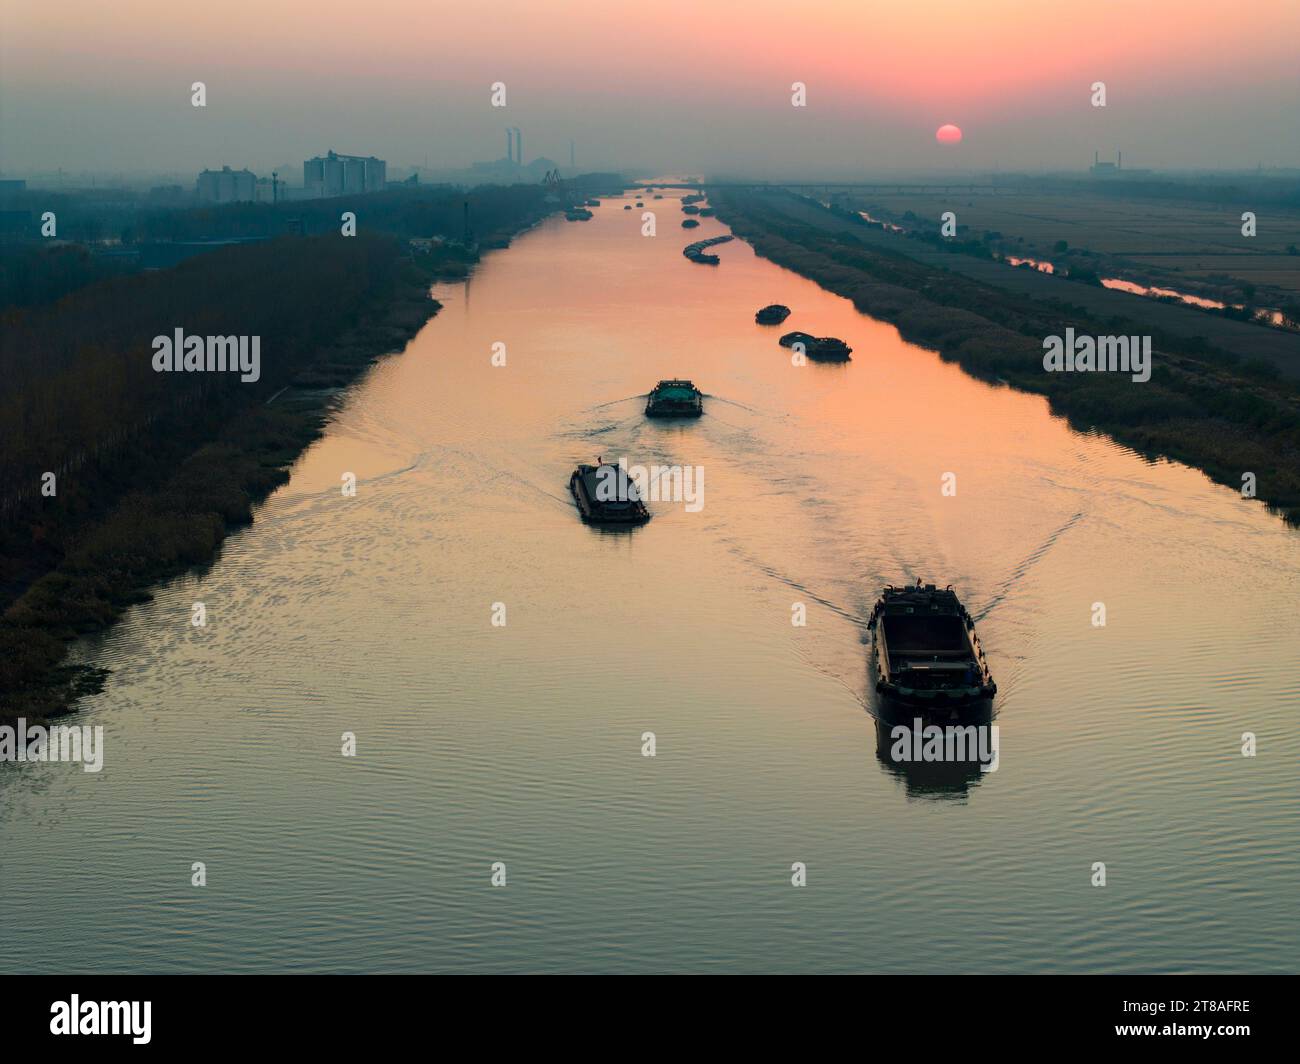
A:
936;124;963;144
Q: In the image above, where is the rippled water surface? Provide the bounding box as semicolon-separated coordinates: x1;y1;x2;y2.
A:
2;189;1297;972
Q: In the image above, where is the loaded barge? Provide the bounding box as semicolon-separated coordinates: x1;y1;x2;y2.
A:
778;331;852;361
756;304;791;325
645;379;704;418
683;235;733;265
569;462;651;526
868;582;996;719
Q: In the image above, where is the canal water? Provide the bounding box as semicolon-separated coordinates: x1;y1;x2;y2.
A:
2;189;1297;973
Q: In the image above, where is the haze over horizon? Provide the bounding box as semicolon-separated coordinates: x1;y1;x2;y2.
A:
2;0;1299;178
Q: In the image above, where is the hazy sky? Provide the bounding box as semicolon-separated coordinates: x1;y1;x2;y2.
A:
2;0;1298;178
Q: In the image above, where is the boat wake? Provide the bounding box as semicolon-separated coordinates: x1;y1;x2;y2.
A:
971;509;1087;622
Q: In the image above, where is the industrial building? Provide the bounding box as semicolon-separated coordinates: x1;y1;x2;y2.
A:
303;151;387;198
197;166;257;203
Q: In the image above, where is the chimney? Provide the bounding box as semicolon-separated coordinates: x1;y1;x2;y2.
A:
1094;150;1098;167
506;129;513;163
1118;150;1122;170
515;128;523;166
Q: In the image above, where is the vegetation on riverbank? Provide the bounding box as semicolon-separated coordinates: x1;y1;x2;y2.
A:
0;193;558;724
711;189;1300;526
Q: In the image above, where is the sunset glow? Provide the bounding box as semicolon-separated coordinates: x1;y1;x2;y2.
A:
1;0;1298;172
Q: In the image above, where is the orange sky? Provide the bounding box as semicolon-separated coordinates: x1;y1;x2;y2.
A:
2;0;1297;174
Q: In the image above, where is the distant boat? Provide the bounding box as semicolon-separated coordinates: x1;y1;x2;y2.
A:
683;235;732;265
755;304;791;325
681;218;700;229
868;582;996;719
624;204;632;210
570;463;651;525
682;205;700;215
779;330;817;349
645;379;703;418
809;337;852;361
697;207;714;217
565;207;593;221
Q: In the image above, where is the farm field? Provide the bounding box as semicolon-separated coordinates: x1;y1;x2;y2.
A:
846;189;1300;303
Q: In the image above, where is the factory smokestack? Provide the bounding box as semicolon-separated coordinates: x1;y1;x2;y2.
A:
1094;150;1098;167
1118;150;1122;170
515;128;523;166
506;129;513;163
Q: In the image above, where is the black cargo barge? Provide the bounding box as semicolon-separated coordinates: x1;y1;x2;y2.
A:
569;462;650;525
645;379;703;417
683;235;733;265
868;582;996;718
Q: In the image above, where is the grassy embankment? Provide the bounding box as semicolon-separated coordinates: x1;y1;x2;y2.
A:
1;186;556;723
710;189;1300;525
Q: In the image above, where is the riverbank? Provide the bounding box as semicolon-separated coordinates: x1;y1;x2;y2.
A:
3;238;472;725
709;188;1300;526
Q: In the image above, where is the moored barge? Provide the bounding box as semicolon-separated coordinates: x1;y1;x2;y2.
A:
868;581;996;719
683;235;733;265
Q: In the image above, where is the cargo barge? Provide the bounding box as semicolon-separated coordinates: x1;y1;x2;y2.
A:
645;379;703;418
683;235;733;265
756;304;791;325
569;462;651;525
868;582;996;719
809;337;851;361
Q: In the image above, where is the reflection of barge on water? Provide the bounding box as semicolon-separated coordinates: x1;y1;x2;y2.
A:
569;462;651;525
868;582;996;719
683;235;733;265
645;379;703;417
